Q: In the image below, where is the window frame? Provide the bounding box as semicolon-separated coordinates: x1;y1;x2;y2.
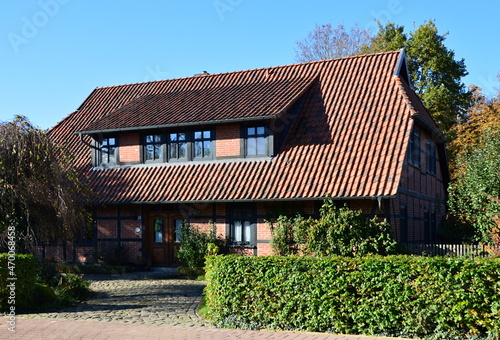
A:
245;126;268;157
168;132;188;162
426;140;437;175
97;136;118;166
229;204;256;247
408;130;421;168
143;133;165;163
193;129;214;160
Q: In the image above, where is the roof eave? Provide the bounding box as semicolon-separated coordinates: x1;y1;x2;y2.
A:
90;195;398;206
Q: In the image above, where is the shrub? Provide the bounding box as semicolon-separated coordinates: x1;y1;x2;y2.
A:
0;253;36;312
204;255;500;339
175;222;224;269
270;199;401;257
269;214;303;256
53;273;91;303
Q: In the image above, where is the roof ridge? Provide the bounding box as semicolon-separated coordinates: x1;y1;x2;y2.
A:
94;50;401;91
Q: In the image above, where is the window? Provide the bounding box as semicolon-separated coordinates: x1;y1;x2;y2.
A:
230;204;255;246
153;219;163;243
194;130;212;159
99;137;117;165
426;140;437;175
174;219;183;243
409;131;420;167
169;132;187;161
246;126;267;156
144;134;163;162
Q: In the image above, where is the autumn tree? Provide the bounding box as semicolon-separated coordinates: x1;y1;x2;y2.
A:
295;23;372;62
0;116;90;254
447;82;500;243
297;20;471;138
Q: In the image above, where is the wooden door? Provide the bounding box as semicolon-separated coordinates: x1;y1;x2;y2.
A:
146;211;183;267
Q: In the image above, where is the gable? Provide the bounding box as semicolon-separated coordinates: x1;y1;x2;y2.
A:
49;50;438;204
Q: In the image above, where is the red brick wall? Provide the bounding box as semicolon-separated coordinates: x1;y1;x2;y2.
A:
216;124;240;157
121;241;142;263
121;219;141;239
97;220;118;239
394;125;446;242
119;132;140;162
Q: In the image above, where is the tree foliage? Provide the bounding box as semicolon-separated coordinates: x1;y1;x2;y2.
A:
296;20;471;138
269;199;400;257
0;116;90;253
448;84;500;244
295;23;372;62
175;222;223;269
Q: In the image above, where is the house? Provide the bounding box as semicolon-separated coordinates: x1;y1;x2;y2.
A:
43;50;449;266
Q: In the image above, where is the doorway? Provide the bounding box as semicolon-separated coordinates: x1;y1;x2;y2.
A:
146;211;183;267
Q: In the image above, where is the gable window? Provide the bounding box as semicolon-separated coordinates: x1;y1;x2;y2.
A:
99;137;117;165
246;126;267;157
169;132;187;161
230;204;255;246
144;134;164;162
426;140;437;175
408;131;420;168
194;130;212;159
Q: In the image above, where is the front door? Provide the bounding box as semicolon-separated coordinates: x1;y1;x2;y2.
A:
146;211;183;267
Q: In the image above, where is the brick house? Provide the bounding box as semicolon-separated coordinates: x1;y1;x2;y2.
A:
44;50;448;266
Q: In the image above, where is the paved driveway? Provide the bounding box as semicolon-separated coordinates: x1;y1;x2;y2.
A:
1;274;410;340
19;275;208;327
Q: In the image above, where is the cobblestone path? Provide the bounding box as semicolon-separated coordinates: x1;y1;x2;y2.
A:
20;276;209;327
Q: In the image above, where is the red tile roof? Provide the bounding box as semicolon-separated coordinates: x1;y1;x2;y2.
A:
79;77;316;133
48;50;439;204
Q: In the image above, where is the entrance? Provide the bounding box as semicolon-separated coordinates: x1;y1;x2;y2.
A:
146;211;183;267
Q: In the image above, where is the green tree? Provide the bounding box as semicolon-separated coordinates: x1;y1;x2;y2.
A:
0;116;90;253
297;20;471;138
448;84;500;244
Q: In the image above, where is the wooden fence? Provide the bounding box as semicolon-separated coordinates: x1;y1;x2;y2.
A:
402;243;500;258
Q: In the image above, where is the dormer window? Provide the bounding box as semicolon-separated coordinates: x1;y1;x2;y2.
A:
99;137;117;165
246;126;267;157
169;132;187;161
194;130;212;159
144;134;164;162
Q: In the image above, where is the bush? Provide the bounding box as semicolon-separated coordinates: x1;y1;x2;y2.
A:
204;255;500;339
0;253;36;312
269;200;401;257
53;273;91;303
175;222;223;269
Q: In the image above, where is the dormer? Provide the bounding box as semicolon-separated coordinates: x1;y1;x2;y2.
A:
76;77;316;168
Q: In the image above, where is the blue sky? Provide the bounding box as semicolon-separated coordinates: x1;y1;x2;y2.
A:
1;0;499;130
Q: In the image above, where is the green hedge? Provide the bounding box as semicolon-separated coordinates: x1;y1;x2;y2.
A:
0;253;36;311
204;255;500;339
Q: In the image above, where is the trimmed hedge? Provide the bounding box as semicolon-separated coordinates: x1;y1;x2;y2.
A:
0;253;36;311
204;255;500;339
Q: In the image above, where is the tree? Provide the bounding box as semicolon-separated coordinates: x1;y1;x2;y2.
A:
0;116;90;254
297;20;471;138
295;23;372;62
447;83;500;244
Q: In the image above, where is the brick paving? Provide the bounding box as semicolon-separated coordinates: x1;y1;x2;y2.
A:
0;273;410;340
